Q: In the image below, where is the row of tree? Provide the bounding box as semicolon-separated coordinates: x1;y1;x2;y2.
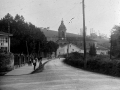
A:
0;13;58;57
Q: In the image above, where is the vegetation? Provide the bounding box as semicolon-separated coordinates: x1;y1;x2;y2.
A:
89;44;96;56
111;25;120;58
0;13;58;56
0;52;14;72
64;52;120;77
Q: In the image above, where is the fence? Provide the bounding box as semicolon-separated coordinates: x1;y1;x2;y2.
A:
14;54;28;69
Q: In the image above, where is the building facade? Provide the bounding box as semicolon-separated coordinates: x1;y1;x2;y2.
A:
0;31;12;52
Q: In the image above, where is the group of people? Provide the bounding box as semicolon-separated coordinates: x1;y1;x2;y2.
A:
28;57;42;70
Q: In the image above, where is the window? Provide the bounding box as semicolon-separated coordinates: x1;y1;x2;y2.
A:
72;49;74;51
1;43;4;46
5;38;8;43
0;37;7;43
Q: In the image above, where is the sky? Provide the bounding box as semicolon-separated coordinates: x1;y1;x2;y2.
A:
0;0;120;37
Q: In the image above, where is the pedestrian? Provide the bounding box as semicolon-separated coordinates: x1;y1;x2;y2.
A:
35;57;38;62
38;56;42;67
33;58;36;70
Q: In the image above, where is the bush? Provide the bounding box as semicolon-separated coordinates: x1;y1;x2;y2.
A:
89;44;96;56
64;53;120;77
0;52;14;72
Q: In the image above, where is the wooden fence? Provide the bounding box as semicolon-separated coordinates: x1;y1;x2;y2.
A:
14;54;28;69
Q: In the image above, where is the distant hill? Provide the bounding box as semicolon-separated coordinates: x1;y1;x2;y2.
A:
41;28;94;41
41;28;81;38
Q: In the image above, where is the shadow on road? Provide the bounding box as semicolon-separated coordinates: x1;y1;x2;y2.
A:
30;60;51;74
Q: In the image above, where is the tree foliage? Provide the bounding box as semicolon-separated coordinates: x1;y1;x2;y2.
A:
0;13;48;55
111;25;120;57
43;41;59;54
89;44;96;56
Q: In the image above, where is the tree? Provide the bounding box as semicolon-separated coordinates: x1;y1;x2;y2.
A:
110;25;120;57
0;13;47;55
89;44;96;56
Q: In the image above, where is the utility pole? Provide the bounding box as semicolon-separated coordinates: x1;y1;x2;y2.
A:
110;35;112;59
38;42;41;56
8;22;10;52
110;29;113;59
82;0;87;68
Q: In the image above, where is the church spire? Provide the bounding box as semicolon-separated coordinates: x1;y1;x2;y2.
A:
58;19;66;31
58;19;67;40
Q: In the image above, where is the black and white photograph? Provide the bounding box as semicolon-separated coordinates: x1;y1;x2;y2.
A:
0;0;120;90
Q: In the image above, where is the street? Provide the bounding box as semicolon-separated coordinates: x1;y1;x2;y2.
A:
0;58;120;90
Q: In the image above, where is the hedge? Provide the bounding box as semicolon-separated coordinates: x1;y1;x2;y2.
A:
64;52;120;77
0;52;14;72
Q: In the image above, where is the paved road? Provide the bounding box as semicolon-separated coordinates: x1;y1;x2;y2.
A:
0;58;120;90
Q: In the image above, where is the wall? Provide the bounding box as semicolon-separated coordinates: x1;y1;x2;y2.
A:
57;43;82;56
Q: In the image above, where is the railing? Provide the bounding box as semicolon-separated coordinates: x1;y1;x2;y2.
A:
14;54;28;69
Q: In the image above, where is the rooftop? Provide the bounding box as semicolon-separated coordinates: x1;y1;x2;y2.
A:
0;31;13;36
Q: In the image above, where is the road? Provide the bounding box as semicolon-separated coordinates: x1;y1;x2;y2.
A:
0;58;120;90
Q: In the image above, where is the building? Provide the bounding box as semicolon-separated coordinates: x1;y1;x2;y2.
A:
57;43;84;56
96;44;109;55
0;31;12;52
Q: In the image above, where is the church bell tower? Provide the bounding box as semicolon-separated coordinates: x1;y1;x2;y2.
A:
58;19;66;40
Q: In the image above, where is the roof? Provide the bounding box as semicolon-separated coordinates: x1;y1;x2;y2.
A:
0;31;13;36
58;20;66;31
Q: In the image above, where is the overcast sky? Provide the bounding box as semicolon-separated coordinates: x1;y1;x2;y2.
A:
0;0;120;37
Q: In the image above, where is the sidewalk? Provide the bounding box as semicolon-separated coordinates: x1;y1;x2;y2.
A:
5;59;49;76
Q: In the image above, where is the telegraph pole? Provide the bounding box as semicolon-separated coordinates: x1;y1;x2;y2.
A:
8;22;10;52
82;0;87;68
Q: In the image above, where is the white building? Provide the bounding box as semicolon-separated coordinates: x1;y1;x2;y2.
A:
57;43;109;56
57;43;83;56
0;31;12;52
96;44;109;55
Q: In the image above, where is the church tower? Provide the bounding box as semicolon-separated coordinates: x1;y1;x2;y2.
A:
58;19;66;40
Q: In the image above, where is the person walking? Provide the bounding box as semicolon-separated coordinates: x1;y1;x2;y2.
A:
38;56;42;67
33;58;36;70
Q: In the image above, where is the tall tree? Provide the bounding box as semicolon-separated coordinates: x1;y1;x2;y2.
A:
0;13;47;55
89;44;96;56
111;25;120;57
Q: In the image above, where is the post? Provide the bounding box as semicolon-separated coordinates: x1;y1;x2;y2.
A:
82;0;87;68
110;30;113;59
67;43;69;57
8;22;10;52
38;42;41;56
